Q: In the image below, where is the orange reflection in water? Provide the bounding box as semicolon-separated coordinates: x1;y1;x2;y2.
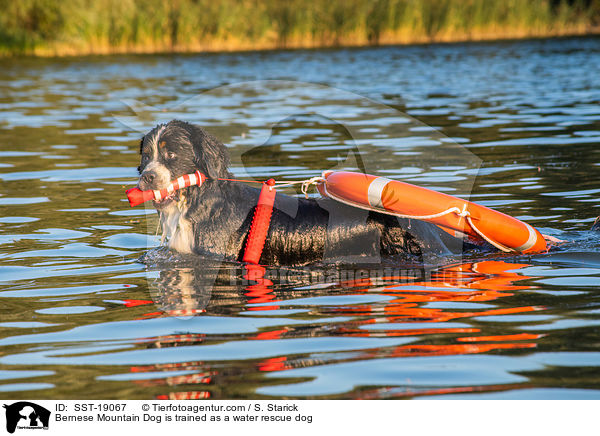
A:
253;260;542;377
244;264;280;310
338;260;540;328
131;259;542;399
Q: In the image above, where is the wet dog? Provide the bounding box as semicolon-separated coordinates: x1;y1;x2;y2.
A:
136;120;468;266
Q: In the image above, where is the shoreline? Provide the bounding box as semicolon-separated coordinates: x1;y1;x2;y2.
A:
4;29;599;59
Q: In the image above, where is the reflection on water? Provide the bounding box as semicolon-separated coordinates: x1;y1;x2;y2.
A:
93;257;560;399
1;36;600;399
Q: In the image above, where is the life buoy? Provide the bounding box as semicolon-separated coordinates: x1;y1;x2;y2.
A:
316;170;547;254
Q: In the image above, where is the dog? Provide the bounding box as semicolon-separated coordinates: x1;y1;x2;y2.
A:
136;120;472;266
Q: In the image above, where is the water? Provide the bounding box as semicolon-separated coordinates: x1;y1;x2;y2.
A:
1;36;600;400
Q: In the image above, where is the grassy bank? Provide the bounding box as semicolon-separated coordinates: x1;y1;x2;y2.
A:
1;0;599;56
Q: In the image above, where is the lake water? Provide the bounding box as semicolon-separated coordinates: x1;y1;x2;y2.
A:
1;36;600;400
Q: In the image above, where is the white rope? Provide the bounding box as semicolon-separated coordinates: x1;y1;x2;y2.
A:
270;176;326;198
389;205;515;252
380;205;465;221
301;176;326;197
465;215;515;253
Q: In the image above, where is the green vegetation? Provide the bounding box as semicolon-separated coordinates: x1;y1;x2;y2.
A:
1;0;599;56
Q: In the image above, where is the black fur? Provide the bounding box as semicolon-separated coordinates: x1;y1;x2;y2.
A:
137;120;468;266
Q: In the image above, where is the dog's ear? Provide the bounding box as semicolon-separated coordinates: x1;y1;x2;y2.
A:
137;136;144;173
191;126;230;178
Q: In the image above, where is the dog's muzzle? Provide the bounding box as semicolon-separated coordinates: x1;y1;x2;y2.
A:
138;170;179;209
138;170;157;191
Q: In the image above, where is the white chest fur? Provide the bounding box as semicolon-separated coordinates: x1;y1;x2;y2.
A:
159;202;193;254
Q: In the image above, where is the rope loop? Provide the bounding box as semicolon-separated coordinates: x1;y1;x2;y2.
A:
301;176;326;198
450;206;514;252
465;215;514;253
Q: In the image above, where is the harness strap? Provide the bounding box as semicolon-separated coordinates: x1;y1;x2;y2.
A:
242;179;277;264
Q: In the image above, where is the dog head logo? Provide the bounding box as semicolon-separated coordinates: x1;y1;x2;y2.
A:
3;402;50;434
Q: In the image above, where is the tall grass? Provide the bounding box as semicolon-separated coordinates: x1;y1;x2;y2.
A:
0;0;598;56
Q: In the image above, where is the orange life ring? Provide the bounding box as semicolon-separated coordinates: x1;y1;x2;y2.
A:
316;170;547;254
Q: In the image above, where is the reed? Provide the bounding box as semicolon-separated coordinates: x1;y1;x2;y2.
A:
0;0;598;56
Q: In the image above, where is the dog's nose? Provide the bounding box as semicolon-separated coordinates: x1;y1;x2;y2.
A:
139;170;157;190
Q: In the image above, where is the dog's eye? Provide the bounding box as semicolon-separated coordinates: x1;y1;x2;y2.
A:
166;151;176;160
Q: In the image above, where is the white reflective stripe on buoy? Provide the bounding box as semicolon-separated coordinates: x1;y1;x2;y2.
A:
188;173;197;186
514;222;538;252
153;189;162;200
367;177;391;209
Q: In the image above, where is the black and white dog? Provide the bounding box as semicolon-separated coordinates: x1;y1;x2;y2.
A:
136;120;469;266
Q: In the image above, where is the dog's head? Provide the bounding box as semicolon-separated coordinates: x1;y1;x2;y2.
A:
137;120;230;209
